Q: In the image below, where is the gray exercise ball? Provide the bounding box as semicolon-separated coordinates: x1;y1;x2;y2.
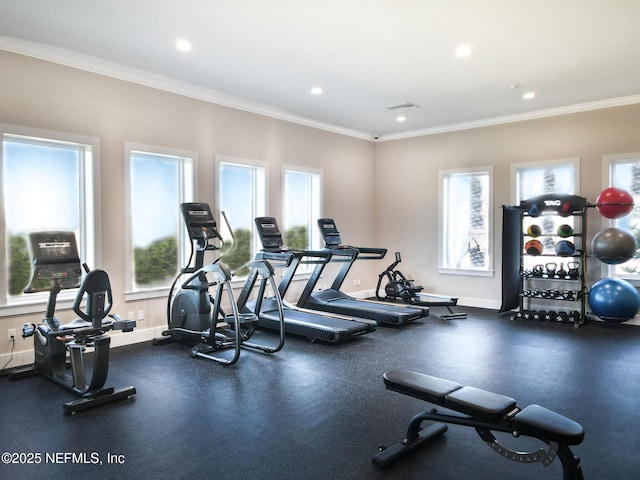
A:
591;227;637;265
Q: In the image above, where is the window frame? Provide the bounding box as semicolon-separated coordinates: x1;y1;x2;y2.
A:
438;166;494;277
0;124;101;316
215;155;268;279
124;142;196;301
282;164;323;253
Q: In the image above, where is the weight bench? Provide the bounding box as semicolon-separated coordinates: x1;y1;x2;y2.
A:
372;370;584;479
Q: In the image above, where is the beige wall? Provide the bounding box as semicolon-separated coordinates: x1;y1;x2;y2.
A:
374;104;640;306
0;50;375;362
2;49;640;364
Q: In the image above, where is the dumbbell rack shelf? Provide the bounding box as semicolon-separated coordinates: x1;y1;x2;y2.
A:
515;194;588;328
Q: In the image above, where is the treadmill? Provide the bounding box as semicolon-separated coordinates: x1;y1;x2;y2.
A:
296;218;428;326
238;217;376;343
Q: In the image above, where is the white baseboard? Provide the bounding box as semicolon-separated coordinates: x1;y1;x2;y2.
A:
1;326;166;370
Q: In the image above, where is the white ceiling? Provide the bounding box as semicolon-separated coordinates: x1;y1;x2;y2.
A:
1;0;640;140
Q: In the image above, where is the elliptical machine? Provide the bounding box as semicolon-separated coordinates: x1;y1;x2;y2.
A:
376;252;466;320
11;231;137;414
153;203;285;365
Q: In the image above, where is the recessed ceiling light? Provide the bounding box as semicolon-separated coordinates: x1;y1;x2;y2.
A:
310;87;323;95
396;116;406;122
176;39;192;52
455;44;472;58
523;91;536;100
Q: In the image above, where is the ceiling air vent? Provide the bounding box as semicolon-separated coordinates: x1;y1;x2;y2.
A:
387;102;420;111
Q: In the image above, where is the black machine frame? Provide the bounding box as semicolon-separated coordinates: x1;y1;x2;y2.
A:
10;231;137;414
375;251;466;320
251;216;376;343
373;370;584;480
154;203;285;364
296;218;428;326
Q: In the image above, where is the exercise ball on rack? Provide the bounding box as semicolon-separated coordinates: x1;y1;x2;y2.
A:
595;187;634;219
591;227;637;265
589;278;640;323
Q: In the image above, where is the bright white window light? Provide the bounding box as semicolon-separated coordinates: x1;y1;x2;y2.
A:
311;87;323;95
176;39;192;52
396;116;406;122
523;91;536;100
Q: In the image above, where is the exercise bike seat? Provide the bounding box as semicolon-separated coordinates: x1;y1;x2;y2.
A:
58;317;111;331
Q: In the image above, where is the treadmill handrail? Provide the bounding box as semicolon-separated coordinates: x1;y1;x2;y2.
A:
327;245;386;260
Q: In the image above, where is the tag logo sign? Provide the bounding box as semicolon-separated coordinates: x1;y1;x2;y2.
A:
544;200;562;206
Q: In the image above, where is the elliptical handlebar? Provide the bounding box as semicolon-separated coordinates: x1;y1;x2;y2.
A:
179;261;233;290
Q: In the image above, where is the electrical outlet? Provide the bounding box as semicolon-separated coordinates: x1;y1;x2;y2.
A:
128;311;135;321
8;328;16;341
137;310;144;321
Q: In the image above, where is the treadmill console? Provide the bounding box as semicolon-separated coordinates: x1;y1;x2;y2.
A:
180;202;221;241
27;231;83;289
317;218;343;248
255;217;286;252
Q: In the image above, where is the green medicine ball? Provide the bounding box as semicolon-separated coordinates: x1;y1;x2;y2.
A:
557;224;574;238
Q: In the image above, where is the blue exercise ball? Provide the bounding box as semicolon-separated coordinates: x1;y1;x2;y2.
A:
591;227;637;265
589;278;640;322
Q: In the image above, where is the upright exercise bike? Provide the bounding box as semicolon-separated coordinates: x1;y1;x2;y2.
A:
376;252;466;320
11;231;137;414
153;203;285;365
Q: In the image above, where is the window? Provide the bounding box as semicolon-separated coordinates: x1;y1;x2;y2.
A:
439;167;493;275
603;153;640;280
125;144;195;297
512;158;579;203
1;125;98;313
512;158;580;262
283;166;322;252
216;156;267;276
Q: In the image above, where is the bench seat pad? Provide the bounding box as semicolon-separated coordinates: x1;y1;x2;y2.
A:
445;386;517;421
514;404;584;445
383;370;461;404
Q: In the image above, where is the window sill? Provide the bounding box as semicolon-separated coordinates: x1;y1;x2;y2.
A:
0;294;76;317
437;267;495;278
124;287;170;302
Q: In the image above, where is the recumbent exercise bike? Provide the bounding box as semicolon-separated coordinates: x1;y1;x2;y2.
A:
376;252;466;319
11;231;137;414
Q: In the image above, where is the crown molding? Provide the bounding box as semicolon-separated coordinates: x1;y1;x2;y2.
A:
3;36;639;144
0;36;373;141
377;94;640;142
